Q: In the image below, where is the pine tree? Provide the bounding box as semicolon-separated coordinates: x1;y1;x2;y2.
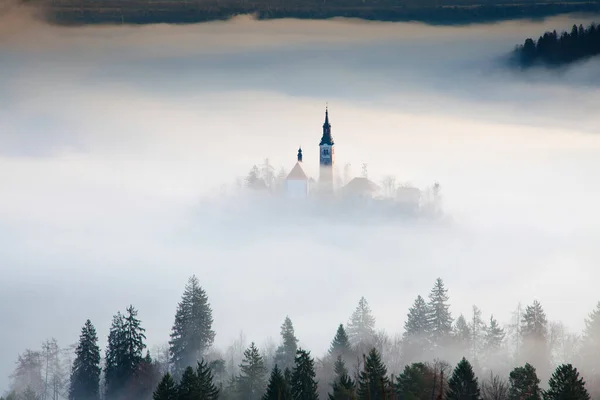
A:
470;306;486;364
104;312;126;399
543;364;590;400
446;358;480;400
178;366;201;400
104;306;147;400
402;295;431;363
427;278;453;347
237;342;268;400
357;348;389;400
263;365;292;400
454;315;471;357
197;359;220;399
329;324;353;361
520;301;549;375
178;360;220;400
508;363;541;400
129;351;161;399
69;320;101;400
404;295;430;337
153;373;177;400
329;356;356;400
347;297;376;355
394;362;433;400
275;317;299;372
170;276;216;377
291;349;319;400
484;316;505;349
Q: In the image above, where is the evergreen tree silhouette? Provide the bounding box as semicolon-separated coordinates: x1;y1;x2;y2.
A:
446;357;480;400
543;364;590;400
69;320;101;400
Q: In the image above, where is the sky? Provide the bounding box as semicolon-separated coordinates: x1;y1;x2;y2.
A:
1;4;600;392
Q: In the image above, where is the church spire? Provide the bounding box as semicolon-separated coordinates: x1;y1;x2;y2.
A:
297;147;303;162
320;105;334;146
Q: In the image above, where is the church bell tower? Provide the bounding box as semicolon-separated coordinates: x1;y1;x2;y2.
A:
319;106;335;193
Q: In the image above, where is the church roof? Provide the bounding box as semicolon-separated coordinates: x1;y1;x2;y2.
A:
286;162;309;181
343;177;380;193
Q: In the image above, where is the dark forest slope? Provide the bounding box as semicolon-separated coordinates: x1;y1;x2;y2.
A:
23;0;600;26
513;22;600;66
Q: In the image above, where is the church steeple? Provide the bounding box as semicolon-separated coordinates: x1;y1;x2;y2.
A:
297;147;303;162
320;106;334;146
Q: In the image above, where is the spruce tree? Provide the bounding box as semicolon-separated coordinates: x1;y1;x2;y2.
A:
454;315;471;357
275;317;299;372
484;316;505;349
427;278;453;347
170;276;216;377
69;320;101;400
291;349;319;400
263;365;292;400
470;306;486;364
153;373;178;400
508;363;541;400
543;364;590;400
178;366;201;400
395;362;432;400
520;301;549;376
402;295;431;363
237;342;268;400
104;306;147;400
104;312;126;399
347;297;376;355
329;356;356;400
197;359;220;399
446;357;480;400
357;348;389;400
329;324;353;361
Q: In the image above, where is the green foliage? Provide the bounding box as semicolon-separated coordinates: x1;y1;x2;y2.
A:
508;363;541;400
395;362;433;400
520;301;549;374
329;324;353;360
69;319;101;400
237;342;268;400
446;357;480;400
169;276;216;377
357;348;389;400
263;365;292;400
178;360;220;400
329;355;356;400
427;278;453;345
152;373;178;400
291;349;319;400
104;306;147;399
275;317;299;372
543;364;590;400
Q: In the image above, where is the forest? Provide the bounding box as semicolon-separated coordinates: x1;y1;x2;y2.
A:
3;276;599;400
513;22;600;67
19;0;600;26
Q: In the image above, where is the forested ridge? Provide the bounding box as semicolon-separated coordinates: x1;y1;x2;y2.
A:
4;276;600;400
19;0;600;26
513;22;600;67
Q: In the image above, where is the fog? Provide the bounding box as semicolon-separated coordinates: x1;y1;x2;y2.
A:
1;5;600;393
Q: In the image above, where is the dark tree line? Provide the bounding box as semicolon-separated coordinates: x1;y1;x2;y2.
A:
6;276;600;400
513;22;600;68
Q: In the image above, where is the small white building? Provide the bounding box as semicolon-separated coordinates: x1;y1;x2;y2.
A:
285;148;310;199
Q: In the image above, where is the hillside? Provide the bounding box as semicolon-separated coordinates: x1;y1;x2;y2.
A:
23;0;600;26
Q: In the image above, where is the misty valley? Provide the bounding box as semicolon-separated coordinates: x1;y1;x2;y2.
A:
2;3;600;400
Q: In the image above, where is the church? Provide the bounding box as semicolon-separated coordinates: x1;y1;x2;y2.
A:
284;107;381;200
